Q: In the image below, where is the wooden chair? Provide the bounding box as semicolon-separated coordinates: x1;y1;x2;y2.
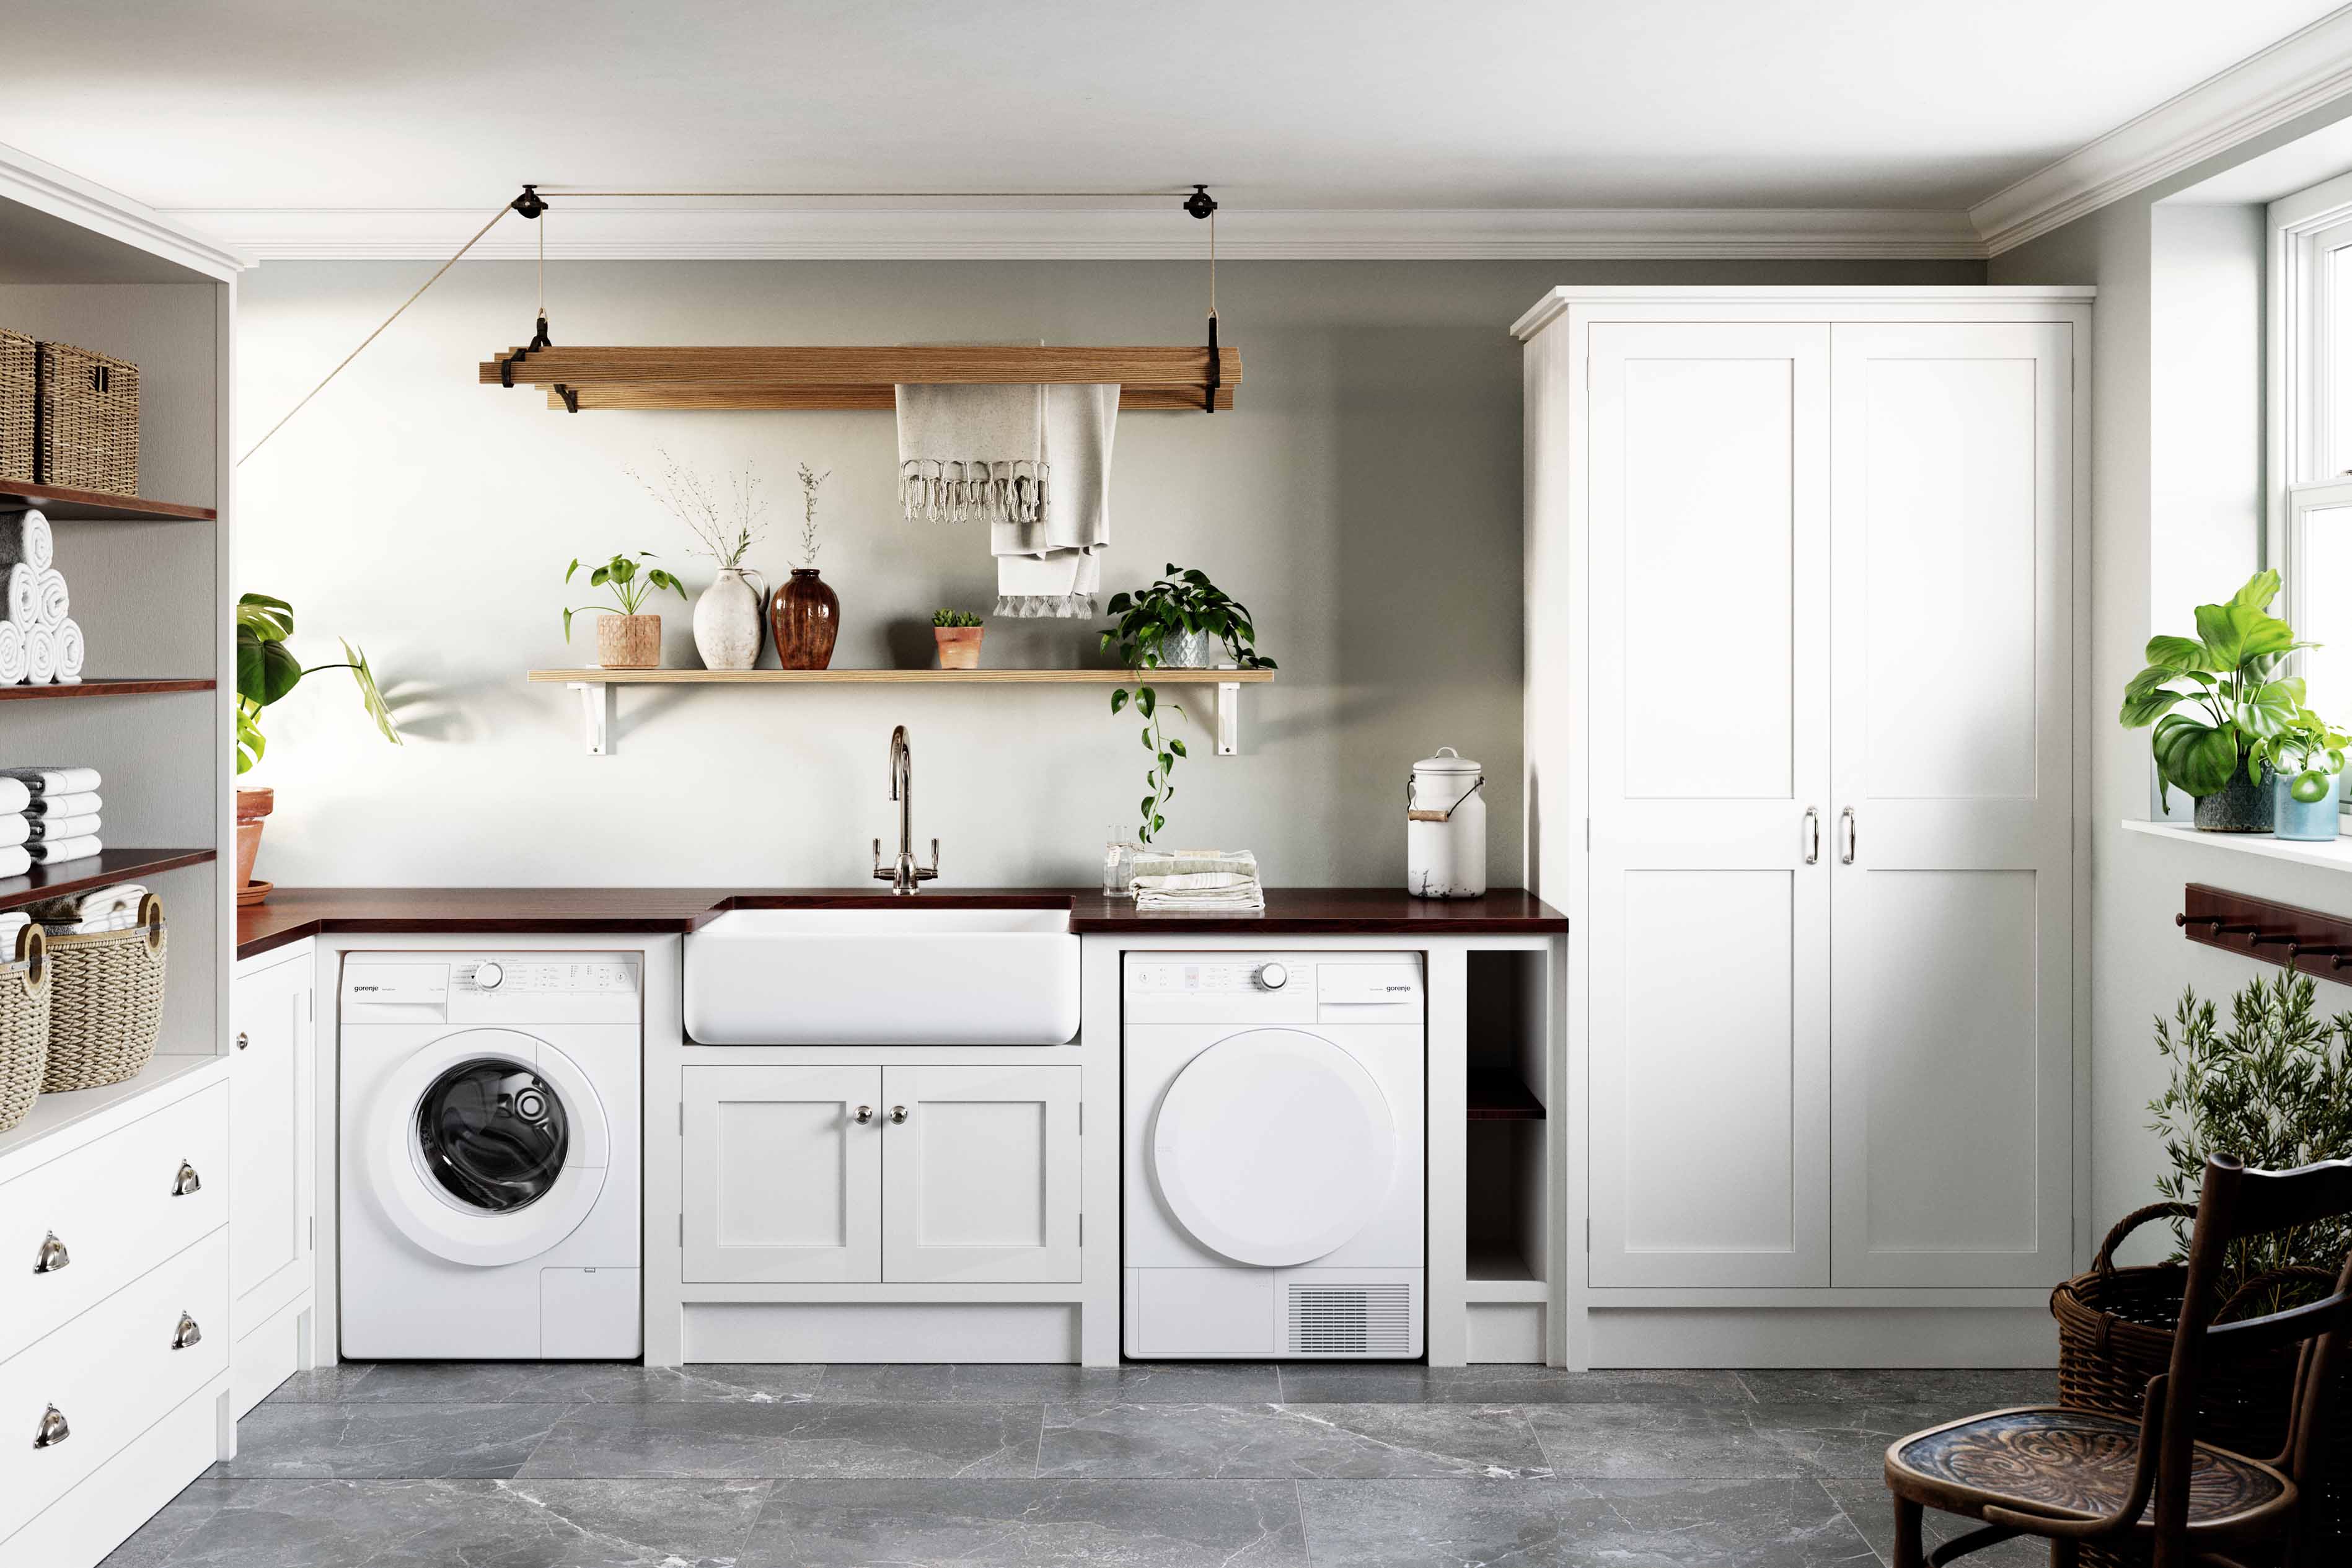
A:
1883;1154;2352;1567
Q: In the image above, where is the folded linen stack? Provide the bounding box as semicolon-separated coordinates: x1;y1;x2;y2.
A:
29;881;145;934
0;510;86;684
1130;848;1266;914
0;766;102;869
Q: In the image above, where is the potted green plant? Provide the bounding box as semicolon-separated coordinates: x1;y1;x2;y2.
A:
234;592;400;899
932;609;985;669
1101;565;1275;845
2120;570;2312;832
2257;709;2352;841
563;552;687;669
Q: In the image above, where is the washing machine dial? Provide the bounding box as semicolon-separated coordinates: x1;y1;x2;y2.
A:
474;961;504;990
1254;962;1288;991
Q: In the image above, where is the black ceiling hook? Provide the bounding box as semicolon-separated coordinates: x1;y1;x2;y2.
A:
511;183;548;220
1183;184;1218;220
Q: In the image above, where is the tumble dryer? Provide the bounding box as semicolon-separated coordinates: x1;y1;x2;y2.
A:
1123;951;1424;1358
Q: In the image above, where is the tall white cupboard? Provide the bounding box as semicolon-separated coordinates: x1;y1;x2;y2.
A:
1518;288;2091;1368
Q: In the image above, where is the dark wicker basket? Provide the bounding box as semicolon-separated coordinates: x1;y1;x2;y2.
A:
2053;1201;2347;1564
35;340;138;496
0;328;31;485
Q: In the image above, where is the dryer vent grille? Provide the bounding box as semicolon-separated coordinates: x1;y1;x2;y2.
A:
1285;1282;1414;1356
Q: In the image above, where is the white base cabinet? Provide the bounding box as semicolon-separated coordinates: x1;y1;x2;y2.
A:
229;943;318;1415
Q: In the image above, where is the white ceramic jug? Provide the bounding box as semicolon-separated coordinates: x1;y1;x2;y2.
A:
1407;747;1486;899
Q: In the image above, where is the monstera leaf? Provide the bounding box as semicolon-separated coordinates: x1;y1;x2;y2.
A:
2123;571;2335;801
2153;714;2242;799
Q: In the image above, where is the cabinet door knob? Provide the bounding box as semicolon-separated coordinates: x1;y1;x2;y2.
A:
236;1031;249;1050
888;1105;908;1124
171;1312;203;1350
32;1232;68;1274
852;1104;873;1125
172;1161;202;1197
32;1405;68;1449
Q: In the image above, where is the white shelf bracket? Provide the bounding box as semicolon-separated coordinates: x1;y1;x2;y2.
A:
569;680;614;755
1216;679;1241;755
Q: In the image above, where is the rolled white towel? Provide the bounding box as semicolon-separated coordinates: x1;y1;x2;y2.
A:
32;568;67;629
0;814;27;847
52;617;82;683
27;791;99;817
29;881;143;922
24;625;56;685
4;563;33;629
0;509;55;573
25;835;100;865
2;768;100;797
0;911;28;958
25;813;96;842
0;621;24;686
0;779;25;816
0;846;30;878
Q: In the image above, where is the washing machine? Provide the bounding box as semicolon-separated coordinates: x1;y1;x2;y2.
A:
339;952;641;1359
1124;951;1424;1358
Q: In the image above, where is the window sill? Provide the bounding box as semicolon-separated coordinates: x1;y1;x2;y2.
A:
2120;817;2352;872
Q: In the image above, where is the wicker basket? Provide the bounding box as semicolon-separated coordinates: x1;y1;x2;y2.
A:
35;340;138;496
0;327;32;485
40;895;165;1093
0;925;49;1132
2053;1201;2348;1564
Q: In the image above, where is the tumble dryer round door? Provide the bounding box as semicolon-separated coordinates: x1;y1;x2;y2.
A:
364;1028;610;1267
1150;1028;1398;1267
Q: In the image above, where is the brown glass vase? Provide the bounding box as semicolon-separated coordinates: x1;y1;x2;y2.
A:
771;568;840;669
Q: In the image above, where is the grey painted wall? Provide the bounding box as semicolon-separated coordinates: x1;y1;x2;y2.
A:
232;256;1976;891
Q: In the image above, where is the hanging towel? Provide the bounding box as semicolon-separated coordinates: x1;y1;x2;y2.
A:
23;626;55;684
27;791;100;818
52;618;81;684
32;568;66;628
992;382;1116;619
0;622;24;686
25;835;100;865
896;383;1048;526
26;814;97;842
0;509;53;573
4;564;34;628
0;815;27;848
2;768;100;797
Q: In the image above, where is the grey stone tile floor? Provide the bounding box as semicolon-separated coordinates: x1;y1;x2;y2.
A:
105;1362;2057;1566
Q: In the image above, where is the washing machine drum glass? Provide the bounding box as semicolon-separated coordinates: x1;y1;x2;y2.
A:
415;1059;570;1212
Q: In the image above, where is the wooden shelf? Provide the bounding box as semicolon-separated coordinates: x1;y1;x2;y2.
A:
1467;1070;1546;1120
0;678;214;702
0;483;215;522
526;667;1272;685
0;847;216;914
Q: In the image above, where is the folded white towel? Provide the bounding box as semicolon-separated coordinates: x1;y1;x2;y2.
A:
43;909;138;935
30;881;143;922
53;617;82;683
0;779;27;816
3;768;101;797
0;621;24;686
4;563;35;629
27;813;96;842
23;625;55;684
0;509;55;573
0;814;29;848
25;835;100;865
32;568;67;629
27;791;98;818
0;910;28;958
0;846;30;879
1129;848;1266;912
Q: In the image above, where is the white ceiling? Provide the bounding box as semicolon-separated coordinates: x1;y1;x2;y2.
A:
1;1;2344;257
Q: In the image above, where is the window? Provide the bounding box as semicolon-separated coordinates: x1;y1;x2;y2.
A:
2269;174;2352;726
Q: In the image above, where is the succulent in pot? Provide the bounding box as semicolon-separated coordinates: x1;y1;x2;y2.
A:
2119;570;2314;832
1101;565;1275;845
932;609;985;669
563;552;687;670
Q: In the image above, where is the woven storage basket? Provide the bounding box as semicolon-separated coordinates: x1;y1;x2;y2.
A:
35;340;138;495
40;894;165;1093
0;926;48;1132
2053;1201;2348;1565
0;327;32;485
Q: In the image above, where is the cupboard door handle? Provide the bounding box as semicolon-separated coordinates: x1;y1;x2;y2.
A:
33;1232;68;1274
1839;807;1857;865
1802;808;1820;865
852;1105;873;1125
889;1105;908;1125
236;1031;249;1050
171;1312;203;1350
172;1161;201;1197
32;1405;68;1449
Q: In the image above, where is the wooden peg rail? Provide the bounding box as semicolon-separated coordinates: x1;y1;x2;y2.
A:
2178;883;2352;985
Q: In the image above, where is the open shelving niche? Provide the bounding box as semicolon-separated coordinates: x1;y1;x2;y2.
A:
1464;947;1553;1307
528;666;1274;756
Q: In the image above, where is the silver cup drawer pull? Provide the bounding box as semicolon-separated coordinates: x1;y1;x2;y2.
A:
32;1405;68;1449
172;1161;201;1196
171;1312;203;1350
32;1232;68;1274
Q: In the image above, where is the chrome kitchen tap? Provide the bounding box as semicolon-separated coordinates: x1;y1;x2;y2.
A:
873;724;940;894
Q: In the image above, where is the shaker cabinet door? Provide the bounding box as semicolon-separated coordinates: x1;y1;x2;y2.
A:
881;1065;1080;1284
683;1065;882;1283
229;953;315;1315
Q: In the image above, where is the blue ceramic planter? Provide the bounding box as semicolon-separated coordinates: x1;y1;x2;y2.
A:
2273;769;2345;841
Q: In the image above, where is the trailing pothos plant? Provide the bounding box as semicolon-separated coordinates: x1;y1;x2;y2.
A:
1101;565;1276;845
234;592;400;774
2120;570;2319;806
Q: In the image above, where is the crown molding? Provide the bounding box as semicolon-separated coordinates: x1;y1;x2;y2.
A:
0;141;251;278
161;203;1989;263
1971;5;2352;255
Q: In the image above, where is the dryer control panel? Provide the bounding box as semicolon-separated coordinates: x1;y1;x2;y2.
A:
341;953;642;1026
1125;953;1422;1025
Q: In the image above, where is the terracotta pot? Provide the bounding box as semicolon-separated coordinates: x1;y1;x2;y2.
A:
772;569;840;670
234;786;274;894
595;613;662;670
933;625;984;670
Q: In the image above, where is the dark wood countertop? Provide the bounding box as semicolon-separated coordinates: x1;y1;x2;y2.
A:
237;886;1567;961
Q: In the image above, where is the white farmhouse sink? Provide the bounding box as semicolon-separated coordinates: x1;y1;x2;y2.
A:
684;906;1081;1044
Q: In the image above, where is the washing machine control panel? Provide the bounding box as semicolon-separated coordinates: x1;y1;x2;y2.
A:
1124;953;1422;1024
342;953;641;1024
456;959;636;995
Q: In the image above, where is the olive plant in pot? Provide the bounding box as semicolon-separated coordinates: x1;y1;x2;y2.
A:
563;552;687;669
234;592;401;902
1101;565;1275;845
2120;570;2312;832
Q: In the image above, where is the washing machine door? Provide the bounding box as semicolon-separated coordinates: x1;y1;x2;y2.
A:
1151;1028;1398;1267
364;1028;610;1267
